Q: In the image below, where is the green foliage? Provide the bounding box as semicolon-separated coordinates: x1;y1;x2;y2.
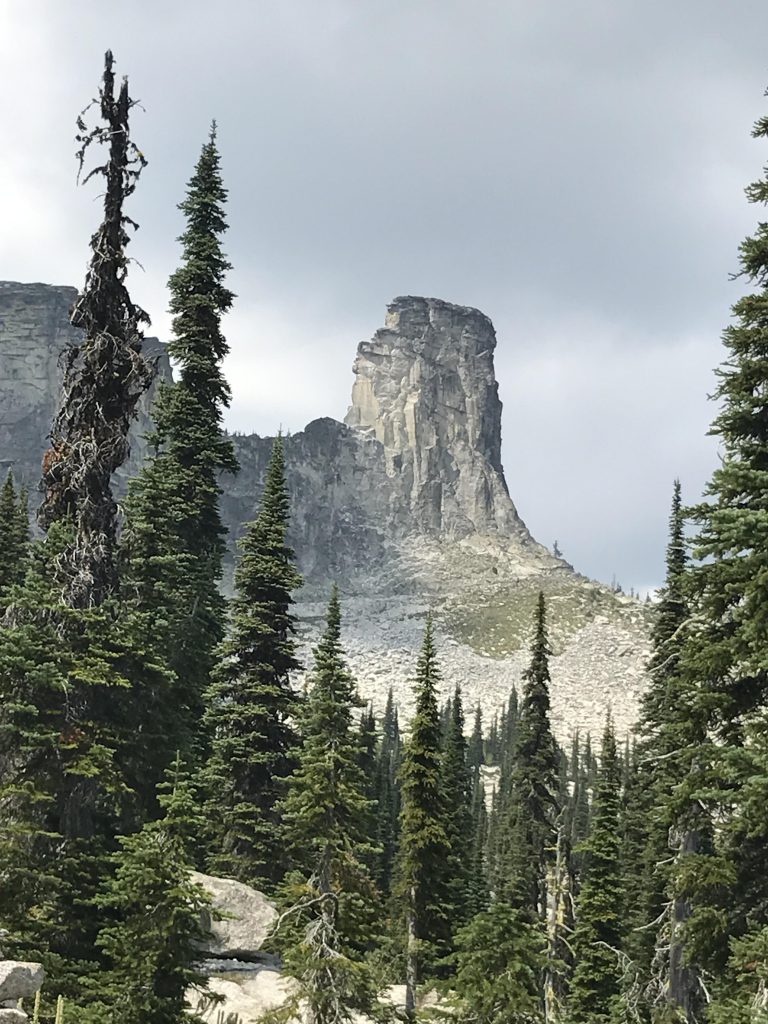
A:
274;588;382;1021
93;757;212;1024
0;523;146;988
396;616;452;981
203;435;302;888
375;688;401;896
122;123;237;765
569;716;625;1024
0;470;29;608
451;902;545;1024
494;594;559;916
441;687;473;928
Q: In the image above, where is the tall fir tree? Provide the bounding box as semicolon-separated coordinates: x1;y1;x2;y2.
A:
441;686;473;929
496;593;559;917
202;435;301;888
375;688;401;896
123;122;238;760
275;587;380;1023
396;616;452;1016
569;715;625;1024
674;94;768;1016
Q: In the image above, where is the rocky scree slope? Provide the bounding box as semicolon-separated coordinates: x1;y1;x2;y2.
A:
0;283;651;739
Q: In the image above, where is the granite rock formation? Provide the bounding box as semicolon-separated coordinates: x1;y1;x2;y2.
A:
0;283;651;738
0;281;169;498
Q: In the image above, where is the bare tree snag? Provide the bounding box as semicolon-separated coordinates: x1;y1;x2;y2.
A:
39;50;154;608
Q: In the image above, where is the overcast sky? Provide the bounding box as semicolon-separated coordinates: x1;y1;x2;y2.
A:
3;1;768;593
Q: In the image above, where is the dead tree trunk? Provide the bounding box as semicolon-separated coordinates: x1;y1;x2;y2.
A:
39;49;153;609
668;823;700;1019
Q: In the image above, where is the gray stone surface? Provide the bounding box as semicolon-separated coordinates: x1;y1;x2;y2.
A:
0;280;169;495
0;283;652;739
0;1010;28;1023
192;871;278;961
0;960;44;1003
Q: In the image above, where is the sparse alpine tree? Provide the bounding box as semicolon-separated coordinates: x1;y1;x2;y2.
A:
39;50;153;608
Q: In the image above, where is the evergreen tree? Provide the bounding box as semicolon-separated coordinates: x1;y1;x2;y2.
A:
441;686;473;928
0;523;144;988
569;716;625;1024
466;768;490;917
0;470;29;608
0;54;159;992
275;588;380;1023
451;902;544;1024
280;589;380;954
467;705;484;771
396;616;452;1015
668;98;768;1017
497;594;559;916
375;688;401;896
123;122;238;759
202;435;301;888
94;757;212;1024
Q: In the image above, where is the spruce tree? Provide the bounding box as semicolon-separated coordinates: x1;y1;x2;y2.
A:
203;435;301;888
396;616;452;1016
375;688;401;896
441;686;473;928
123;122;238;759
467;705;484;771
94;757;212;1024
451;902;545;1024
671;98;768;1015
275;588;380;1023
0;470;29;608
497;593;559;916
0;522;141;987
569;715;625;1024
466;768;490;917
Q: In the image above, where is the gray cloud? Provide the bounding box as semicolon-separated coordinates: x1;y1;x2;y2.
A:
2;0;768;591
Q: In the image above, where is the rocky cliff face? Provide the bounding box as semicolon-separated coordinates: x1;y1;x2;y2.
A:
0;283;651;739
0;281;169;496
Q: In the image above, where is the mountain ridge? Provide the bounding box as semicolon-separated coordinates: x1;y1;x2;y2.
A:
0;281;651;739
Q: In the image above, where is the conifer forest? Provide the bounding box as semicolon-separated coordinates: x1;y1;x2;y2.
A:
3;35;768;1024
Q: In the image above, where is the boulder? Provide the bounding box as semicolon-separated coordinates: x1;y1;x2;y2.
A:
190;968;293;1023
0;962;44;1003
192;872;278;960
0;1011;28;1024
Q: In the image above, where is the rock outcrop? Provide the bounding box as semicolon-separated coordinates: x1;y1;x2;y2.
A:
0;281;169;496
0;283;651;738
0;961;45;1022
192;871;278;962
